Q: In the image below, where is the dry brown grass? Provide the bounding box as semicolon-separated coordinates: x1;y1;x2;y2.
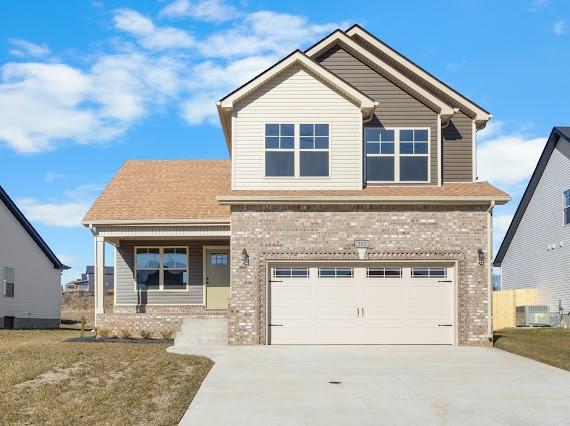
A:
61;294;113;328
494;328;570;371
0;328;213;425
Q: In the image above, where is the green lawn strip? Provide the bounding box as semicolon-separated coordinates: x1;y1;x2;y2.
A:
494;328;570;371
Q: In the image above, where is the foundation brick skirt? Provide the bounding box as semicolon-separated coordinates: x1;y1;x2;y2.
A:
96;306;228;335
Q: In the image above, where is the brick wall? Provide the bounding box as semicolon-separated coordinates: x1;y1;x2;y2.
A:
229;204;491;346
97;305;228;336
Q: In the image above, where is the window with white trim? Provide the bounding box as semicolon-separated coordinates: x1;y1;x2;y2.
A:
318;267;354;278
400;129;429;182
135;247;188;291
365;128;429;183
300;124;329;176
273;267;309;278
3;267;14;297
564;189;570;225
412;267;447;278
265;124;294;176
367;267;402;278
365;128;395;181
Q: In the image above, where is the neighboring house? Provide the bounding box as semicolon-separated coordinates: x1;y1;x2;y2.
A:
494;127;570;314
83;25;509;345
82;266;114;294
64;279;90;294
0;185;69;329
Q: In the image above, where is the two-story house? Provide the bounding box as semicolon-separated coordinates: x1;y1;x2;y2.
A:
83;25;510;345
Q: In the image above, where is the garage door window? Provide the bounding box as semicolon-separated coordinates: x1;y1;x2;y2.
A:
318;267;353;278
273;267;309;278
412;267;447;278
367;267;402;278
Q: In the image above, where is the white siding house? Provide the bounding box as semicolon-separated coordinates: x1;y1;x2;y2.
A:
0;186;68;328
495;127;570;313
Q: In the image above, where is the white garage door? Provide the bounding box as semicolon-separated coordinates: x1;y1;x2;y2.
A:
269;264;455;345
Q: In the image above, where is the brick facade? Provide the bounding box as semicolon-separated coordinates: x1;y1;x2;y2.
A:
229;204;491;346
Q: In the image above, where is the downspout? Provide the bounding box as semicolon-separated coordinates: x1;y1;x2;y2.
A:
487;201;495;342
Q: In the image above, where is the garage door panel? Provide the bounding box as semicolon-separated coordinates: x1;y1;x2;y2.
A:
269;265;455;345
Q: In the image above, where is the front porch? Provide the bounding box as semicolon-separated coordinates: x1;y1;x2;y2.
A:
89;222;231;334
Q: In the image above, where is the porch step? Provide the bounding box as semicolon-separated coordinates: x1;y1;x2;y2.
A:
173;318;228;348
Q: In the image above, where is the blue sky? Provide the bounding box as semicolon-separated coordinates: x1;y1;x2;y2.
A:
0;0;568;283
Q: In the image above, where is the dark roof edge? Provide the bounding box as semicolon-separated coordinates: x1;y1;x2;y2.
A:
0;185;69;270
494;127;570;266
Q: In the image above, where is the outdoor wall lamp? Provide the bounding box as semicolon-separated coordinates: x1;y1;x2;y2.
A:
478;249;485;266
241;248;249;266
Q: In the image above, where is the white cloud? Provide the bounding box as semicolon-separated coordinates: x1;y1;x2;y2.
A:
113;8;194;49
477;134;545;185
8;39;50;58
159;0;238;23
198;11;340;58
0;6;341;151
494;214;514;237
15;183;103;228
44;171;65;182
527;0;550;11
553;19;567;35
477;120;505;141
16;198;90;228
445;60;467;71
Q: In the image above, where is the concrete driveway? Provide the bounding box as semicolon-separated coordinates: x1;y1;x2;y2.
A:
177;345;570;426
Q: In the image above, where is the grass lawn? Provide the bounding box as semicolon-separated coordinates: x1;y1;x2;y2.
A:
61;293;113;328
494;328;570;371
0;328;213;425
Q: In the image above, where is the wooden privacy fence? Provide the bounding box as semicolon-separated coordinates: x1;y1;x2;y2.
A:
492;288;537;330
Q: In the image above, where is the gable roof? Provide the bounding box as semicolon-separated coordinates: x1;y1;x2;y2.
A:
82;160;231;224
494;127;570;266
0;185;69;270
217;50;376;149
344;24;491;124
305;30;456;120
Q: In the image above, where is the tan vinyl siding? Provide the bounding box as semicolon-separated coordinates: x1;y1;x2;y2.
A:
316;45;438;185
115;240;226;306
0;200;60;320
232;64;363;190
442;110;474;182
501;142;570;312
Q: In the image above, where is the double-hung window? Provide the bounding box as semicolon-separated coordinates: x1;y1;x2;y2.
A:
300;124;329;176
136;247;188;291
399;129;429;182
365;128;429;183
365;129;395;181
265;124;294;176
564;189;570;225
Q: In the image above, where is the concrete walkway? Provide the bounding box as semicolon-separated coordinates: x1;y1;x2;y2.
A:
176;345;570;426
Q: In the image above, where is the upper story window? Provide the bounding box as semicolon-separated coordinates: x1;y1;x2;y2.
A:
365;128;429;183
300;124;329;176
564;189;570;225
265;124;294;176
264;123;330;177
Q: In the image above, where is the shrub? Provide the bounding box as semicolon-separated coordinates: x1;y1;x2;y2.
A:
139;329;153;339
120;328;132;339
97;328;111;338
160;329;175;340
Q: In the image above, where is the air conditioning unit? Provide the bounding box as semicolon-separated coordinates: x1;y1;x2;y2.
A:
516;305;551;327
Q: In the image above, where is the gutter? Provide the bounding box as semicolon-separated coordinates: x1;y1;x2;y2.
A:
81;218;231;226
217;195;511;205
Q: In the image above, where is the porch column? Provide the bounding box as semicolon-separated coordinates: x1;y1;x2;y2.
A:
94;235;105;318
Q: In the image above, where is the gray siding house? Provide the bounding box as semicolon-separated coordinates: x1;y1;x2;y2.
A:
0;185;68;328
84;25;509;346
494;127;570;314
